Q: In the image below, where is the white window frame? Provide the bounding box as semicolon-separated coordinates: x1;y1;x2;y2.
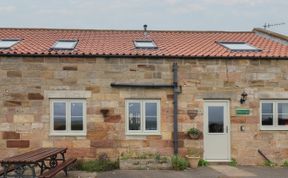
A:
260;100;288;130
51;40;78;50
134;40;157;49
125;99;161;135
217;41;261;52
50;99;86;136
0;39;20;49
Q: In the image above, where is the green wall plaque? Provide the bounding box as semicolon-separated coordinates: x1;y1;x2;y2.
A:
236;109;250;115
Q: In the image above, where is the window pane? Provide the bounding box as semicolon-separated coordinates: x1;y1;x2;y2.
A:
128;102;141;130
71;117;83;130
0;40;19;48
262;114;273;125
53;102;66;130
53;40;77;49
262;103;273;113
145;103;157;116
278;114;288;126
278;103;288;114
71;103;83;116
145;103;157;130
54;117;66;130
134;41;156;48
54;102;66;116
208;106;224;133
146;117;157;130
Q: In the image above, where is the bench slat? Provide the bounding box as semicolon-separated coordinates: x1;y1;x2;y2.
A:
39;158;77;178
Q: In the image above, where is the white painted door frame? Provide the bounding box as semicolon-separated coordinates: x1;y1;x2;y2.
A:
203;100;231;162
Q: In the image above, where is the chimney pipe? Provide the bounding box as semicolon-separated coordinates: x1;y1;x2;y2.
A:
143;24;148;38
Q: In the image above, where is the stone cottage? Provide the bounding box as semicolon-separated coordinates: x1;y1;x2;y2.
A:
0;27;287;165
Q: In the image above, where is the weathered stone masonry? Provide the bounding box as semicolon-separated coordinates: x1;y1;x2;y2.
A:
1;57;288;165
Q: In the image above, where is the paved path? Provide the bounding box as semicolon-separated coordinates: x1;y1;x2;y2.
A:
97;166;288;178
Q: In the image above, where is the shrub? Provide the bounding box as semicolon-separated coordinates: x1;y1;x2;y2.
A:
78;159;119;172
283;160;288;167
264;160;275;167
171;155;188;170
228;158;237;167
74;153;119;172
198;159;208;167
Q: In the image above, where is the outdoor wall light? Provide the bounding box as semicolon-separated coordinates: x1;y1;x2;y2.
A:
240;91;248;104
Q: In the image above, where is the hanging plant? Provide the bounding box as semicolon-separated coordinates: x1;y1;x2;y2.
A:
187;128;201;139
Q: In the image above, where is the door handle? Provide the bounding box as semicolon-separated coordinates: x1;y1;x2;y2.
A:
226;126;228;133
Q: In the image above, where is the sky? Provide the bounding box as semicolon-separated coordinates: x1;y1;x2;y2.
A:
0;0;287;35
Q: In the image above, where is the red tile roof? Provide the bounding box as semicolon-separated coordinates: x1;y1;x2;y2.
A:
0;28;287;58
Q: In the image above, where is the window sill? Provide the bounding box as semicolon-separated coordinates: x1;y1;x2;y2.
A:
125;132;161;136
260;127;288;131
49;132;86;137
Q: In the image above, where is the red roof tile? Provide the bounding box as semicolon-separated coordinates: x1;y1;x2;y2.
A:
0;28;287;58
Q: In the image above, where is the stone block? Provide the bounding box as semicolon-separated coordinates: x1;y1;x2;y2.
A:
104;115;121;123
86;86;100;93
42;140;53;147
63;66;78;71
137;64;155;71
7;140;30;148
54;140;73;148
7;71;22;77
14;115;34;123
4;101;22;107
28;93;44;100
91;140;118;148
0;123;11;132
2;131;20;139
73;140;91;148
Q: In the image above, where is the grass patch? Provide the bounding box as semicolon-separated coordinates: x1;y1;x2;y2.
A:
283;160;288;167
198;159;208;167
171;155;188;170
228;158;237;167
72;153;119;172
264;160;275;167
76;159;119;172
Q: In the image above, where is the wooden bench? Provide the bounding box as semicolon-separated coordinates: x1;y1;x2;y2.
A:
39;158;77;178
0;167;15;176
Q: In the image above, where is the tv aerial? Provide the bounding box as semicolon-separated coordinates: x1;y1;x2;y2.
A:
263;22;285;29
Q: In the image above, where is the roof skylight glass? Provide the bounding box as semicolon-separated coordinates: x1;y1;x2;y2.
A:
0;39;20;49
134;40;157;49
219;42;260;51
52;40;78;50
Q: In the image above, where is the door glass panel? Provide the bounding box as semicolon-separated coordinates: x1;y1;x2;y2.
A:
208;106;224;133
71;103;83;130
128;102;141;130
278;103;288;126
262;103;273;126
145;102;157;130
53;102;66;130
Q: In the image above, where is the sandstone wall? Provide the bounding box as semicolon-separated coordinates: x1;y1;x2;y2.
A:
0;57;288;165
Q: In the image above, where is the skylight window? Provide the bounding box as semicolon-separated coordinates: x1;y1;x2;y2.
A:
0;39;20;49
134;40;157;49
52;40;78;50
218;42;261;51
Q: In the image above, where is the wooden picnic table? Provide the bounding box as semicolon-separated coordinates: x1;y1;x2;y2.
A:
0;147;72;178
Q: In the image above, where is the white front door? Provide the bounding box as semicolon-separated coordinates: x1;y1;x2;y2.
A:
204;101;230;161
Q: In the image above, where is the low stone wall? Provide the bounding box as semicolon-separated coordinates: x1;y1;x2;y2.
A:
119;159;171;170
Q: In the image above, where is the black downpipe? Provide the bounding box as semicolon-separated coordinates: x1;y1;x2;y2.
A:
110;83;173;88
173;63;179;154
